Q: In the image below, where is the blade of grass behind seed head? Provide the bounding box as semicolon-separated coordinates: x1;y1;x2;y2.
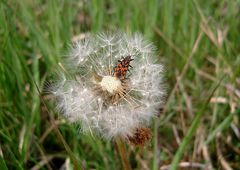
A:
170;75;225;170
32;78;82;170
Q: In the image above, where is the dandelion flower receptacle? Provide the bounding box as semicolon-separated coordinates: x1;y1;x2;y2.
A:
52;32;165;145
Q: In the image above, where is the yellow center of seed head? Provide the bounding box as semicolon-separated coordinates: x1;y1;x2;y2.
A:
100;76;122;94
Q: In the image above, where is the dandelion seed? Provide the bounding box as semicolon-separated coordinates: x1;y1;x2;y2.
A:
51;32;165;145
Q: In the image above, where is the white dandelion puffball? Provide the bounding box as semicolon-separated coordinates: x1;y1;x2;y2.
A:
52;32;165;139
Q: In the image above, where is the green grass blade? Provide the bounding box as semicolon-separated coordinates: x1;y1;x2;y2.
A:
206;109;240;145
170;78;223;170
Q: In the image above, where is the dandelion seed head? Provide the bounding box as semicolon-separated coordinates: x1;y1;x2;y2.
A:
52;32;166;140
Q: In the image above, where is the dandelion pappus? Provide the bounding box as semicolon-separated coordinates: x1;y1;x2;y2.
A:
114;55;134;80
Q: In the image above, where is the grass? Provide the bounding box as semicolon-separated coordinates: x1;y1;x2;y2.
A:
0;0;240;169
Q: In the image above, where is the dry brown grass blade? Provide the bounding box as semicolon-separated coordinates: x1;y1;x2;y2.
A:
196;127;214;170
39;120;63;143
160;161;210;170
30;155;54;170
162;30;204;113
193;65;240;100
34;140;53;170
193;0;228;49
30;153;66;170
154;27;184;57
172;124;181;146
216;135;233;170
19;124;26;153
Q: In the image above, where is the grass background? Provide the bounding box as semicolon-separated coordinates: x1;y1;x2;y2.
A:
0;0;240;169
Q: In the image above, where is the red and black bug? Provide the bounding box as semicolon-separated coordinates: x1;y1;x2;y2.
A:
114;55;134;80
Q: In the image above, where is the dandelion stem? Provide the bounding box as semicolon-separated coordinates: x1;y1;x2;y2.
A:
152;119;159;170
115;137;132;170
